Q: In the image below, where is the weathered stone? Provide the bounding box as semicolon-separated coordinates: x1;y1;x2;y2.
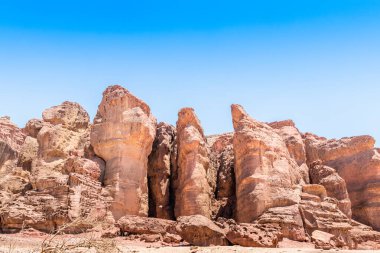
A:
0;116;25;167
175;108;211;218
231;104;302;223
42;101;90;131
257;205;306;241
23;119;43;138
269;120;309;184
310;161;352;217
207;133;235;219
304;133;380;230
0;102;109;234
175;215;228;246
17;136;38;171
118;215;176;235
224;219;281;247
90;85;156;219
302;184;327;200
148;122;175;219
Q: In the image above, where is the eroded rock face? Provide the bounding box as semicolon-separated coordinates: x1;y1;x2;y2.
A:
207;133;235;219
148;122;176;219
269;120;309;184
0;102;109;233
23;119;43;138
90;85;156;219
231;104;302;223
174;108;211;218
42;101;90;131
304;133;380;230
310;161;352;217
0;117;25;167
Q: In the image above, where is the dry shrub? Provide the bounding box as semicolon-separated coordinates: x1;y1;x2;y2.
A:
40;217;120;253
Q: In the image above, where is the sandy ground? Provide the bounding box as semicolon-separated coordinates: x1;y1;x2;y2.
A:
1;233;380;253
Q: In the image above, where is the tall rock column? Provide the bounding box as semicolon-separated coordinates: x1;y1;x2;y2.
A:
90;85;156;219
175;108;211;218
232;104;302;223
148;122;176;219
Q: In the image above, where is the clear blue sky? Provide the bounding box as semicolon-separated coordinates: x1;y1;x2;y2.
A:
0;1;379;143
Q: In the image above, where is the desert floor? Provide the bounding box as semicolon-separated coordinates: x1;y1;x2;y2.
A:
1;233;380;253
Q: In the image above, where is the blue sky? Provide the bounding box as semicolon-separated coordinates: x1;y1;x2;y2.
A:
0;1;379;143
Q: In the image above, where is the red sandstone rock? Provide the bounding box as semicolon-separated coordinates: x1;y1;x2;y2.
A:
304;133;380;230
23;119;43;138
0;116;25;167
118;215;176;235
309;161;352;217
231;104;302;223
90;85;157;219
269;120;309;184
148;122;176;219
174;108;211;218
224;219;281;247
256;204;306;242
42;101;90;131
0;102;110;233
207;133;235;219
175;215;229;246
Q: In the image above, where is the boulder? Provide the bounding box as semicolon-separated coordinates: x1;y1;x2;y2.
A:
256;204;306;241
118;215;176;235
175;215;228;246
224;219;281;247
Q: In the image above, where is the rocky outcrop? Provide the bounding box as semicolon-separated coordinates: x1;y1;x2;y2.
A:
309;161;352;217
304;133;380;230
174;108;211;218
23;119;43;138
1;84;380;250
148;122;176;219
231;104;302;223
0;117;25;167
269;120;309;184
90;85;156;219
42;101;89;131
207;133;235;219
0;102;110;233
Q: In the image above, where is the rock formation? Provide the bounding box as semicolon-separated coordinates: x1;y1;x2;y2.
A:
231;104;302;223
90;85;157;219
309;160;352;217
304;133;380;230
269;120;310;184
174;108;211;218
207;133;235;219
0;102;110;233
148;122;176;219
1;84;380;250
